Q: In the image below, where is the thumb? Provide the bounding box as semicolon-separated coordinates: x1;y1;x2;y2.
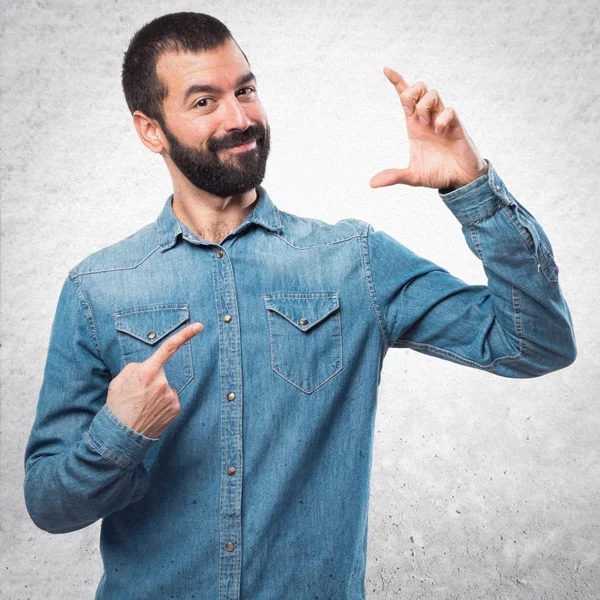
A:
369;168;416;188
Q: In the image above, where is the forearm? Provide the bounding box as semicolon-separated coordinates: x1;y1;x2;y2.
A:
24;404;155;534
368;159;577;377
439;159;576;376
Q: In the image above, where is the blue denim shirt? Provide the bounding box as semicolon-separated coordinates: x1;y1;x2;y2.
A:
24;158;576;599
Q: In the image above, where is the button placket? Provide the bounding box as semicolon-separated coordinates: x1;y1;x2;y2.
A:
214;246;243;598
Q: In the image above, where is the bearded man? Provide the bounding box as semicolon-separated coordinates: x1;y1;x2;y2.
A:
24;12;576;600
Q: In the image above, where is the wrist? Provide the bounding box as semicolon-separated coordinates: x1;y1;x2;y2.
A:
441;162;489;193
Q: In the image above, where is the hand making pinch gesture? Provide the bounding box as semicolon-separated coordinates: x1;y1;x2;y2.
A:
370;67;489;192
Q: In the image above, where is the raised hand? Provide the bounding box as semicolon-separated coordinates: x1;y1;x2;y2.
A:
370;67;489;191
106;322;204;439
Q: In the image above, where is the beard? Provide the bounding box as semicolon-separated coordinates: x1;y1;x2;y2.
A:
162;120;270;198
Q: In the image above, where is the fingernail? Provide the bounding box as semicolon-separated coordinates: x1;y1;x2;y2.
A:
192;322;203;332
418;115;427;125
403;105;411;116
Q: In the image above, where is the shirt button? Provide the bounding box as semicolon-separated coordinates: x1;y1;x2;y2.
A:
216;249;224;258
227;392;236;401
227;466;236;475
299;318;308;325
225;542;235;552
495;184;500;191
147;331;157;340
223;314;232;323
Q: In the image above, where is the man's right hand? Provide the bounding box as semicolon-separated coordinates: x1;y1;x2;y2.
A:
106;322;204;439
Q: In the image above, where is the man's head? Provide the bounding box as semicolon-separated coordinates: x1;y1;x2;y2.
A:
122;12;270;197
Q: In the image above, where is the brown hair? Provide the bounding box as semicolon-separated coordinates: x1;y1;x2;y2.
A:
121;12;248;126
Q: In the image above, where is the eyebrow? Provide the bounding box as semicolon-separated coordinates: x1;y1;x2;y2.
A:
183;71;257;103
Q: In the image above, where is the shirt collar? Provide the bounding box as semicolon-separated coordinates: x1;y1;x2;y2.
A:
156;185;284;251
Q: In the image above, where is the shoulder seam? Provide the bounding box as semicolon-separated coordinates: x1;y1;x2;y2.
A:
68;274;104;360
359;223;392;347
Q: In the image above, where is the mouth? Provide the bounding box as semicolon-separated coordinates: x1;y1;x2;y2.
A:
223;139;258;153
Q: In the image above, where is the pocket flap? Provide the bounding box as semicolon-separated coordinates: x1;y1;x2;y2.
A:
264;294;339;332
114;305;190;345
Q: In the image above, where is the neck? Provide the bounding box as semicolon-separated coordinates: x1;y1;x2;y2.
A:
171;176;259;245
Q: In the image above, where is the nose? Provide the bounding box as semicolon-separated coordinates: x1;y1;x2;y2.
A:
221;96;251;132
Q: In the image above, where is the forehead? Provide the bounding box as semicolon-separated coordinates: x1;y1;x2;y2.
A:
156;39;250;99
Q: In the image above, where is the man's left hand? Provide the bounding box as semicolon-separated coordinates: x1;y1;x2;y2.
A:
370;67;489;192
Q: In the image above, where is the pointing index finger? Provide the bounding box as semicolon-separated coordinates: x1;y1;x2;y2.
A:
383;66;409;94
144;322;203;370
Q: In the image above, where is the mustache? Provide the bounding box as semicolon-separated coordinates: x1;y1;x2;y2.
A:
208;124;266;151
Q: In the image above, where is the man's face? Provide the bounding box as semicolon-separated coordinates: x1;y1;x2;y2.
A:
155;39;270;197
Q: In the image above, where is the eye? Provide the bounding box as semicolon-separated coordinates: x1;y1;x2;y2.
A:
237;86;257;96
194;98;214;109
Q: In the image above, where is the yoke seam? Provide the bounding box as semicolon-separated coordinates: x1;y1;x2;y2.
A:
269;232;361;249
70;246;162;277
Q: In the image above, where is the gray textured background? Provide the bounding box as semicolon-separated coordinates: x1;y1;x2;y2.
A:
1;0;599;598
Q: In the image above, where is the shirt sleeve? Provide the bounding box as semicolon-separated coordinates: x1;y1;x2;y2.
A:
23;274;160;534
362;158;577;377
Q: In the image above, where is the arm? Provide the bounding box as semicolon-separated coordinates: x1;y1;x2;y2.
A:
364;158;576;377
366;67;576;377
23;275;159;534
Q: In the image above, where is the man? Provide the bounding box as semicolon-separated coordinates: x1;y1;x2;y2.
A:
23;11;576;600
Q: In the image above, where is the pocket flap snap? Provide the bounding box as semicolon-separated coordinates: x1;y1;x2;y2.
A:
264;293;339;332
114;305;190;345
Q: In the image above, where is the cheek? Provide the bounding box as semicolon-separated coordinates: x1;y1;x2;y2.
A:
248;102;268;126
188;131;218;154
175;113;218;145
187;122;216;144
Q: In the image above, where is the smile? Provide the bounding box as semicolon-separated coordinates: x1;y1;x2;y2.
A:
224;139;257;153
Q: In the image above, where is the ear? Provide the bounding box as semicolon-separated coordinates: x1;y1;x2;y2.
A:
132;110;167;154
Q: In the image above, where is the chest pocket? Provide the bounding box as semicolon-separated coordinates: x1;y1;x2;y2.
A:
263;292;343;394
114;304;194;394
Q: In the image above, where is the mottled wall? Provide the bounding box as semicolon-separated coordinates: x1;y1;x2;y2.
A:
1;0;598;598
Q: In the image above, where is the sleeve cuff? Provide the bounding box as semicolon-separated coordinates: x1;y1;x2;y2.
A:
438;158;513;225
86;403;161;469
